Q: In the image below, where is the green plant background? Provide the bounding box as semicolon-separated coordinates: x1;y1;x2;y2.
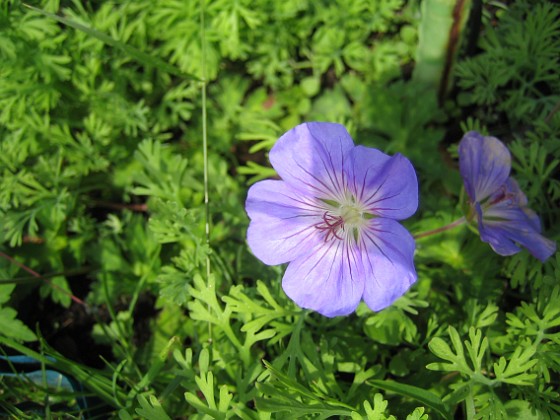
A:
0;0;559;418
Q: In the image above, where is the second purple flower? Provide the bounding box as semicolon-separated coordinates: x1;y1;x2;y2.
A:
245;122;418;317
459;131;556;262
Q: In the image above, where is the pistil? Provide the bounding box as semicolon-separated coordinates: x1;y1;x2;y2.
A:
314;198;369;242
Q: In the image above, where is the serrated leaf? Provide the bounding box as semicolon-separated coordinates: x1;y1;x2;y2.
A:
0;307;37;342
361;395;392;420
464;327;488;374
0;284;15;305
23;4;200;81
493;345;538;386
184;366;232;420
427;327;473;376
198;348;210;374
369;380;452;420
406;407;429;420
134;394;171;420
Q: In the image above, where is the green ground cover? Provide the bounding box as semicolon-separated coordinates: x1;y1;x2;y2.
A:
0;0;559;418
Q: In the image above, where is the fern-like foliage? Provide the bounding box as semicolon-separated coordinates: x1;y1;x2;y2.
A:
456;1;560;126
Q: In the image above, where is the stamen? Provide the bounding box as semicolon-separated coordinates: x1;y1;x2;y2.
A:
487;185;516;207
314;211;344;242
313;196;369;243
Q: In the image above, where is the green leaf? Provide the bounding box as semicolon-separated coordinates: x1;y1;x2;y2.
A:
22;3;200;81
369;380;452;420
406;407;429;420
256;359;355;418
0;307;37;342
362;294;427;345
504;399;541;420
184;350;233;420
355;394;394;420
0;284;15;305
426;326;473;376
0;335;127;406
464;327;488;376
493;344;538;386
134;394;172;420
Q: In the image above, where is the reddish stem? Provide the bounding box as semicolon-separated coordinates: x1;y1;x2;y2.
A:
0;250;86;307
90;201;148;212
413;217;466;240
23;236;45;244
544;100;560;125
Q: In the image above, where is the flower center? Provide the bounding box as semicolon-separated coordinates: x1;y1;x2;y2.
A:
472;185;519;224
315;198;370;242
339;205;363;227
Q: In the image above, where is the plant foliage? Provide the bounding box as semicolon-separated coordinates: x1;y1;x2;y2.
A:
0;0;558;418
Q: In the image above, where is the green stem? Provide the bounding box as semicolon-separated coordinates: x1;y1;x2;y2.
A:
465;384;476;419
128;244;161;315
200;0;212;344
271;312;306;378
413;217;466;240
544;99;560;125
22;3;200;81
101;275;142;381
0;335;127;408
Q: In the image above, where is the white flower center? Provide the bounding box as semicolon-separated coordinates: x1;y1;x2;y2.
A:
338;204;364;228
315;196;371;242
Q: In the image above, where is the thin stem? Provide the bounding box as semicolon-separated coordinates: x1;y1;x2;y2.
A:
0;250;86;307
544;99;560;125
0;266;93;284
89;200;148;212
101;274;143;381
413;217;466;240
128;244;161;315
200;0;212;342
465;384;476;419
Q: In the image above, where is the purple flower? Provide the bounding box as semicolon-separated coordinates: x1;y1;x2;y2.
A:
245;122;418;317
459;131;556;262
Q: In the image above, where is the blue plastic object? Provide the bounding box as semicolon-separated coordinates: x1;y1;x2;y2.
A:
0;354;87;417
